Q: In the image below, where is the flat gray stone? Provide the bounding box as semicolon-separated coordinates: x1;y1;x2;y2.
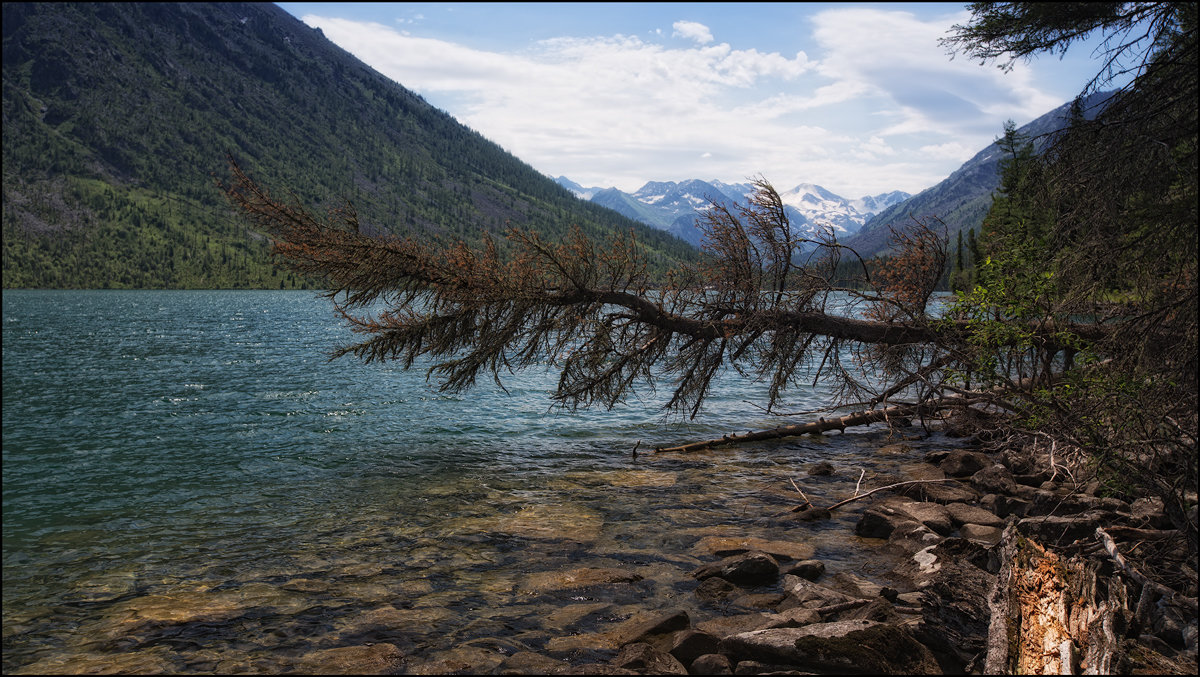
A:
945;502;1005;528
959;523;1003;546
778;575;860;610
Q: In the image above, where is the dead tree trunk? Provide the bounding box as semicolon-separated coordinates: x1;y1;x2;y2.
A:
982;524;1200;675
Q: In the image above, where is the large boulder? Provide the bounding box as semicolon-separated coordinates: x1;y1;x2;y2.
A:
694;575;737;602
695;612;776;639
936;449;993;477
781;559;825;581
857;506;912;539
689;653;733;675
980;493;1031;518
609;608;692;647
823;571;884;599
893;499;954;535
719;620;942;674
667;629;722;666
972;464;1017;495
888;520;945;555
858;496;953;537
959;523;1003;547
895;538;995;673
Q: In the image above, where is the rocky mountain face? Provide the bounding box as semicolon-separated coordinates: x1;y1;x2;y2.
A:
843;91;1113;257
557;177;909;248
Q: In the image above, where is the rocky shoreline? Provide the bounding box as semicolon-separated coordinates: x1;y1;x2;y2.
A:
336;423;1197;676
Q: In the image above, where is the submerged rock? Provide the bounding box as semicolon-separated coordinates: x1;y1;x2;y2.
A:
720;620;942;674
542;601;614;630
781;559;825;581
691;551;779;586
494;503;605;542
612;642;688;674
691;535;814;562
292;643;404;675
807;461;835;476
495;651;569;675
522;567;643;593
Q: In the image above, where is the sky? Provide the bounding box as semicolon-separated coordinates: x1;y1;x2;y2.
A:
276;2;1128;199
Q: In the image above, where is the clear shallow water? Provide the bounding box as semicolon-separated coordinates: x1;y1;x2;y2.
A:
3;290;961;673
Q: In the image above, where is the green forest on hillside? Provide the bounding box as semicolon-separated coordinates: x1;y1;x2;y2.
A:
1;2;696;289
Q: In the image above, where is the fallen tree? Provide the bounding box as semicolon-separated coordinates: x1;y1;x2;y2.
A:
221;7;1196;646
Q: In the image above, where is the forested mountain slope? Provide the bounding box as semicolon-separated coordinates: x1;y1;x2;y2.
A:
844;90;1111;257
1;2;695;288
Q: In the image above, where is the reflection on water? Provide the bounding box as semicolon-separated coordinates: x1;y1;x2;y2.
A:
2;291;961;673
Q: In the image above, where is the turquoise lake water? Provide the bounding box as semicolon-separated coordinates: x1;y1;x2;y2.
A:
2;290;961;673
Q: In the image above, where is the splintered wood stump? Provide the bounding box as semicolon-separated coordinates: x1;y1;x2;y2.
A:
985;525;1126;675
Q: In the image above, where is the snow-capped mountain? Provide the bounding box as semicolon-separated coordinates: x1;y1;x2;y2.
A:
555;176;909;248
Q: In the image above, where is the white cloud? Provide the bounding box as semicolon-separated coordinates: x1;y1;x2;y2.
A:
297;8;1077;198
809;7;1063;136
672;20;713;45
918;141;976;161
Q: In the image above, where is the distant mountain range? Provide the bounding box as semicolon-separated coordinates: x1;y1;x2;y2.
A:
559;90;1110;258
844;90;1113;257
555;177;910;248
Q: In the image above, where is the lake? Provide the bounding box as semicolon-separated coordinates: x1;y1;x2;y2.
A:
2;289;962;673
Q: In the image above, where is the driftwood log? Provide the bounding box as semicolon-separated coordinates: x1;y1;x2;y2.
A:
655;403;922;453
